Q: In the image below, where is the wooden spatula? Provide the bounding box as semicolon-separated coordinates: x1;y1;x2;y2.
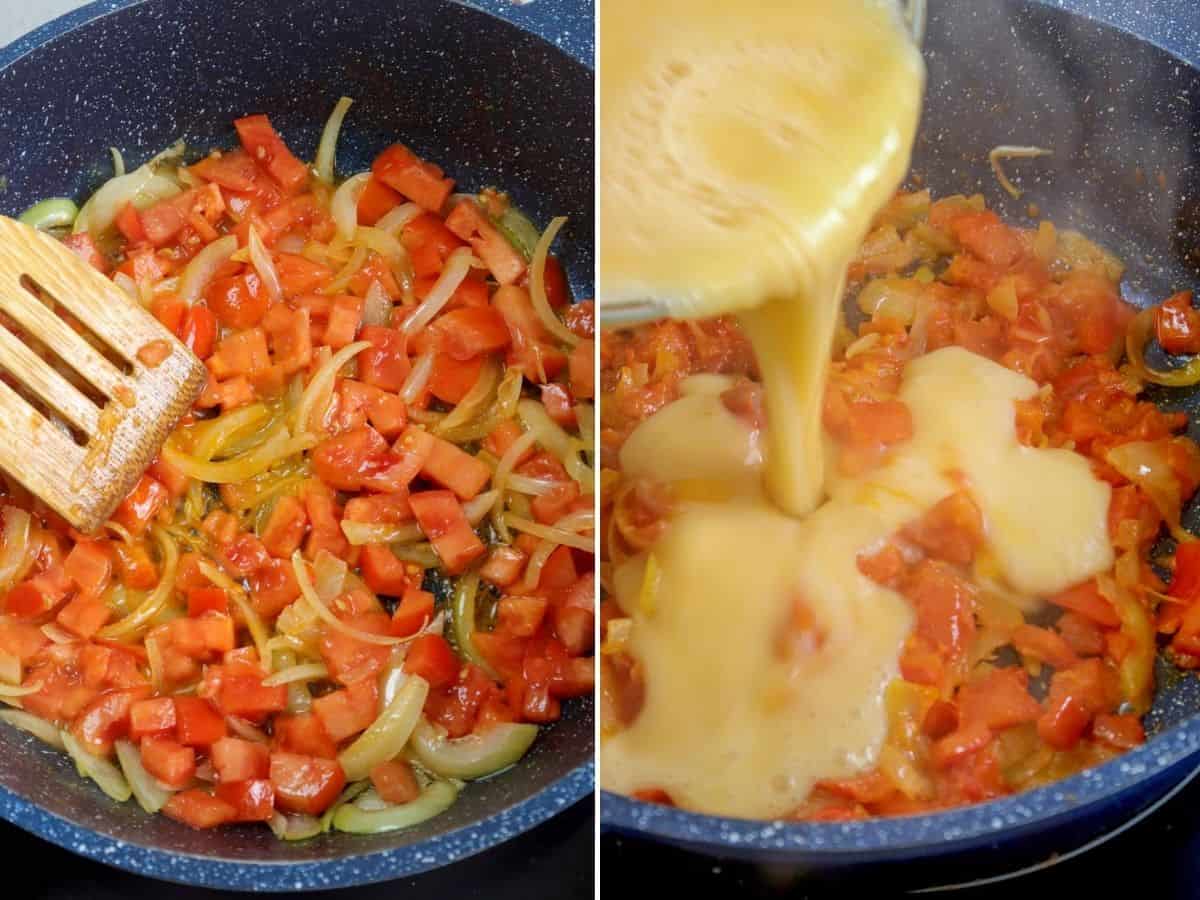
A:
0;215;206;533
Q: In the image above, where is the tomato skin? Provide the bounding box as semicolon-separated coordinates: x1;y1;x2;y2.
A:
404;634;460;688
164;789;238;829
270;752;347;815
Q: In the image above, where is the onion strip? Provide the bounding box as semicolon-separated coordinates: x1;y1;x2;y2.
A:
180;235;239;305
402;248;476;335
332;172;371;241
400;351;435;405
99;528;179;640
316;96;354;184
451;571;497;677
529;216;578;346
322;245;369;296
989;145;1053;200
375;202;422;236
293;340;372;436
165;430;316;484
505;512;595;553
292;551;409;646
0;709;64;748
248;225;283;303
263;663;329;687
1126;307;1200;386
337;673;429;782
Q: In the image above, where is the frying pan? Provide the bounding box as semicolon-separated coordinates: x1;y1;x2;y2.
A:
0;0;593;890
600;0;1200;885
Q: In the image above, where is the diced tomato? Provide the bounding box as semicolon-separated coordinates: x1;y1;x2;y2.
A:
426;353;484;406
357;325;411;392
497;595;548;639
215;778;276;822
140;735;198;788
569;339;594;399
273;713;338;759
1154;291;1200;355
492;285;567;382
958;667;1041;730
235;115;310;193
248;557;301;619
113;474;169;536
184;586;226;617
400;425;491;500
164;789;237;829
324;295;364;349
409;490;486;574
392;588;436;637
370;759;421;804
62;233;109;273
174;696;228;747
211;736;271;782
312;426;394;492
270;752;346;815
73;687;149;754
263;303;312;374
358;544;412;597
931;720;992;769
541;256;570;308
1093;712;1146;750
404;633;460;688
190;149;272;193
1050;579;1120;628
217;672;287;720
260;495;308;559
1037;659;1112;750
373;144;455;213
56;595;111;638
205;271;269;329
115;202;147;244
358;176;402;225
445;200;526;285
208;327;271;379
428;307;510;361
312;677;379;743
130;697;177;740
402;213;465;278
318;613;392;687
1012;624;1078;670
481;545;527;588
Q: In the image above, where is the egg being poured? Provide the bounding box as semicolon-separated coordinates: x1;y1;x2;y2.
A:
599;0;1117;819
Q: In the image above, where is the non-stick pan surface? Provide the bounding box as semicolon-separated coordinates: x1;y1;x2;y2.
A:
0;0;593;890
601;0;1200;884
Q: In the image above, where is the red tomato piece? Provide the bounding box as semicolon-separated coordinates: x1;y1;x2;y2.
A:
113;474;169;536
141;736;198;788
358;544;413;597
409;490;486;575
130;697;177;740
404;633;460;689
428;307;510;361
444;200;526;285
372;144;455;213
211;736;271;782
358;176;402;225
174;696;228;747
163;789;237;829
269;752;347;816
273;713;338;759
235;115;310;193
215;778;276;822
392;588;436;638
357;326;411;392
370;759;421;804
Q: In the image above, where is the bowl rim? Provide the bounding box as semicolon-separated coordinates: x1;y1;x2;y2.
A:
0;0;594;890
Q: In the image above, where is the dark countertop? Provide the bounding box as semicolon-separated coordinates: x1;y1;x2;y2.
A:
602;772;1200;898
16;796;592;899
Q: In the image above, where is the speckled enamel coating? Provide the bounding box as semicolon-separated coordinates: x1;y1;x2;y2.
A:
0;0;594;891
603;0;1200;878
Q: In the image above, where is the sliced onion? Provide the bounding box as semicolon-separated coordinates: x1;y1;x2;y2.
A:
113;272;139;301
0;709;64;748
1126;307;1200;387
187;402;272;462
165;430;317;484
316;96;354;184
362;280;392;327
99;528;179;640
312;550;348;603
179;235;239;305
269;812;324;841
410;719;537;779
435;356;502;435
62;732;131;803
1105;440;1192;543
332;172;370;241
116;739;172;813
248;225;283;303
276;234;306;254
337;674;429;782
40;624;75;645
529;216;578;346
403;248;476;335
292;551;408;646
263;662;329;687
0;651;19;685
322;245;369;296
111;147;126;177
332;780;458;834
74;166;181;235
401;350;435;404
506;512;595;553
0;680;42;698
375;202;422;236
225;716;271;743
505;474;560;496
0;506;33;592
518;398;591;485
293;340;373;436
451;571;496;677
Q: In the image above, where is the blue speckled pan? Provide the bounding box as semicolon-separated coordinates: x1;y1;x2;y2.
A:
602;0;1200;885
0;0;593;891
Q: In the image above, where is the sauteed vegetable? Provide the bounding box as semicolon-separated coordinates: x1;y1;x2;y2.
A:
2;100;595;835
601;189;1200;819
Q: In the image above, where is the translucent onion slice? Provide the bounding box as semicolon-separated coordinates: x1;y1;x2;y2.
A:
374;202;422;236
528;216;578;346
518;399;592;486
0;709;64;748
187;402;272;462
451;571;496;677
316;96;354;184
99;528;179;640
62;732;132;803
269;812;324;841
292;551;408;647
180;235;239;305
362;280;392;327
322;245;369;296
293;340;372;435
506;512;595;553
410;719;538;779
402;248;476;335
115;739;172;813
248;225;283;303
165;430;317;484
0;505;33;592
332;172;371;241
0;680;42;698
74;166;181;236
0;651;19;685
263;662;329;687
400;350;435;405
337;674;429;781
332;780;458;834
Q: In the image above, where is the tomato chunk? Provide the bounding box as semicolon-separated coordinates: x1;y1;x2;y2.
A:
164;789;238;829
270;752;347;815
404;633;460;688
